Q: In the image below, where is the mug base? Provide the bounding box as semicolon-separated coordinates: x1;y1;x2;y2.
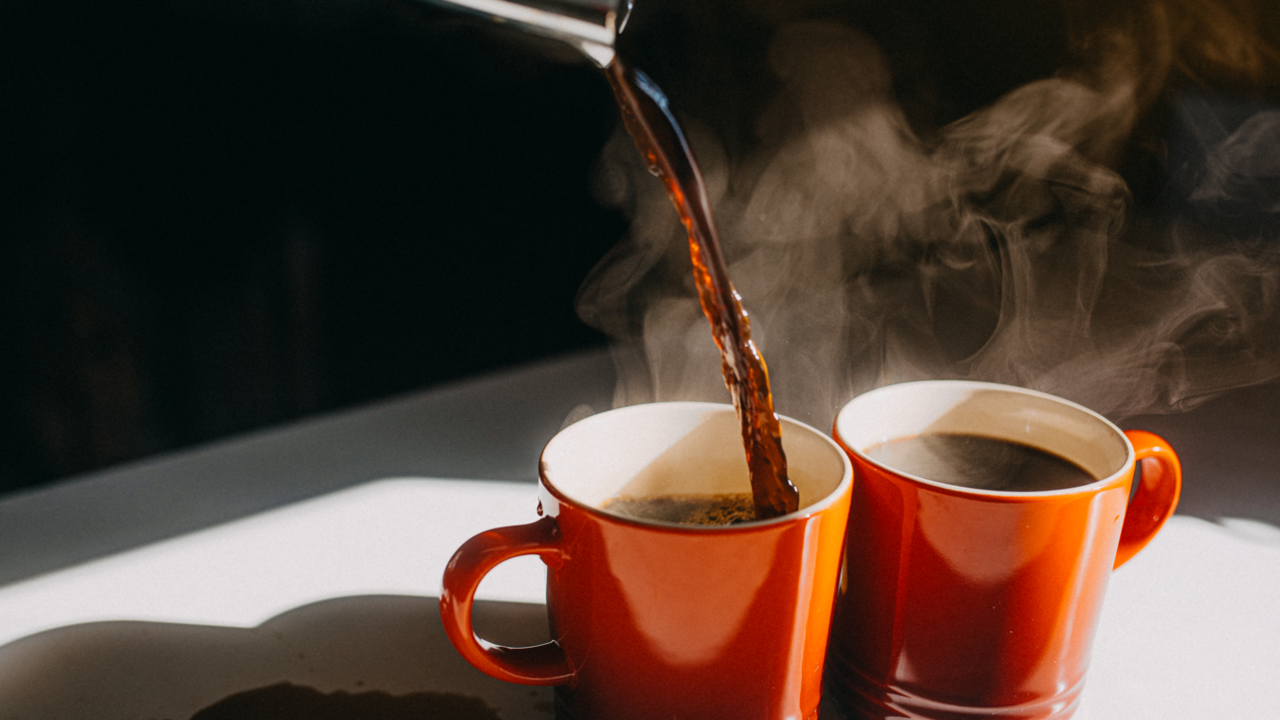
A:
554;687;822;720
825;661;1082;720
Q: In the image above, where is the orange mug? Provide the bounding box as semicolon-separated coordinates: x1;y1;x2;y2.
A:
828;381;1181;720
441;402;853;720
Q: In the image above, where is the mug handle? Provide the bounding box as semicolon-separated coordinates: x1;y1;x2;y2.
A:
439;515;575;685
1114;430;1183;569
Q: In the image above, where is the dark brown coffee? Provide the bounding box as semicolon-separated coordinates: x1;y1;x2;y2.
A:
602;493;757;525
865;434;1096;492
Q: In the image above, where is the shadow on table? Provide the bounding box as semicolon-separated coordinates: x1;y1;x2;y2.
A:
0;596;555;720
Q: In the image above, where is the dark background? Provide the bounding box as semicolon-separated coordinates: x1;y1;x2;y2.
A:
2;0;1276;496
0;0;628;494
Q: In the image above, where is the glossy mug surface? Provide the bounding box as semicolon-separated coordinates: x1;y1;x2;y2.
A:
441;402;854;720
829;381;1181;720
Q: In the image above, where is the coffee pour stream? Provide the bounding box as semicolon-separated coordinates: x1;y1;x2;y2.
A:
423;0;800;519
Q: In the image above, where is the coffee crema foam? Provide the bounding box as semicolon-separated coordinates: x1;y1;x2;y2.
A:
601;493;758;525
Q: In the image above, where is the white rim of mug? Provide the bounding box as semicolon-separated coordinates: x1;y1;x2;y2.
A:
834;380;1137;499
540;401;854;532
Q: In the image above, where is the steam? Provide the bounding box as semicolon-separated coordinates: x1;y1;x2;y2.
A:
578;2;1280;426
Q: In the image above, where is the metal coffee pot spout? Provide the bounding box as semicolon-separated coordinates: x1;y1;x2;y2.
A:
426;0;630;67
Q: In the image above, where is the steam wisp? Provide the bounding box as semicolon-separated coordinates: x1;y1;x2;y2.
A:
578;2;1280;427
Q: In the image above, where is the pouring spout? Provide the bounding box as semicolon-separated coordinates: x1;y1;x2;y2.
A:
426;0;628;67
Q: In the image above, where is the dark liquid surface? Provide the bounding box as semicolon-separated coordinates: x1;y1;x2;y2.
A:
602;493;758;526
605;58;799;520
865;434;1096;492
190;682;502;720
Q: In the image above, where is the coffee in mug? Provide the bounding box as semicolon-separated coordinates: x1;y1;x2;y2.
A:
864;433;1097;492
600;492;757;525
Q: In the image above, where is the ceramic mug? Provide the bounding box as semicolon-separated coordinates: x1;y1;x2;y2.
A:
828;380;1181;720
441;402;854;720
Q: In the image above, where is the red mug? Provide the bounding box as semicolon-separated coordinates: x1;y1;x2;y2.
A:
829;380;1181;720
441;402;854;720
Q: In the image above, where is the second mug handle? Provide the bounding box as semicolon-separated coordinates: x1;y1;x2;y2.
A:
439;515;575;685
1114;430;1183;569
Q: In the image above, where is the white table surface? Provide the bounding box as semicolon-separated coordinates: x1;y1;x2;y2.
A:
1;350;1277;719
